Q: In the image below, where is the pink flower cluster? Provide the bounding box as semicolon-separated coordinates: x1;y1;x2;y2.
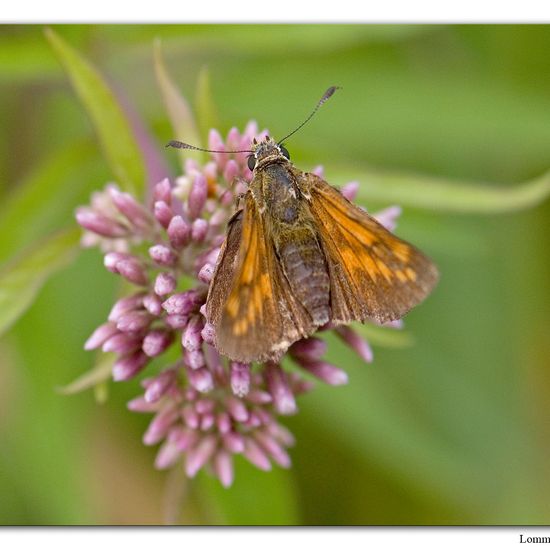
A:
76;122;401;487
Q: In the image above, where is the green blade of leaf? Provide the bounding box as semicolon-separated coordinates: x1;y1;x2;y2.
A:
57;353;114;398
0;141;97;262
352;322;415;348
154;39;203;166
335;167;550;214
44;28;145;196
0;227;80;337
195;65;219;145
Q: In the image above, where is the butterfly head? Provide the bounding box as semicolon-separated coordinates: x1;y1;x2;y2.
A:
247;136;290;172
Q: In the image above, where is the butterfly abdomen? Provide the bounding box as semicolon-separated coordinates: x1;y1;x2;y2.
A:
278;237;331;326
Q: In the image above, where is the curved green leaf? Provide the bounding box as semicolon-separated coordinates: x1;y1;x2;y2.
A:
57;353;114;400
44;28;145;196
195;65;219;144
353;322;414;349
0;141;97;262
0;228;80;336
338;167;550;214
154;39;202;166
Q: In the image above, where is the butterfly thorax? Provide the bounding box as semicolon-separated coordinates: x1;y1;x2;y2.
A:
252;157;331;327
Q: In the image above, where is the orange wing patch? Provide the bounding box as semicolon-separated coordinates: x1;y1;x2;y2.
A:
306;173;438;324
206;194;314;363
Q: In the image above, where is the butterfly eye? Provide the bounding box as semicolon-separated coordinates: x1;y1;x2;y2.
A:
280;145;290;160
247;155;257;171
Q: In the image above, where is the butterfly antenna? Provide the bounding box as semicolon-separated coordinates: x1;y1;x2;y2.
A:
277;86;341;145
166;140;253;154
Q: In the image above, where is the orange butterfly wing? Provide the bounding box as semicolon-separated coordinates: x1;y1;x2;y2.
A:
206;194;314;363
305;173;439;324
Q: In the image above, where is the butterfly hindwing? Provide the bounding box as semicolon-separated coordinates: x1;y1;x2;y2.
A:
206;193;314;363
305;173;439;324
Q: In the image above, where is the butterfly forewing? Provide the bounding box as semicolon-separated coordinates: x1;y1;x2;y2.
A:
206;194;313;363
305;173;439;324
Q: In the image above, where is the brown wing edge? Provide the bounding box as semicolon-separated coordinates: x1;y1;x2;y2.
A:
306;175;439;324
206;199;316;364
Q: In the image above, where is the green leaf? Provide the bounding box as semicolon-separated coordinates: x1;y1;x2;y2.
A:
154;39;202;166
0;228;80;336
195;65;219;144
57;353;114;399
337;167;550;214
352;322;414;348
0;141;97;262
44;28;145;196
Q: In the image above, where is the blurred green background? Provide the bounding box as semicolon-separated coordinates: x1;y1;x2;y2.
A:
1;24;550;525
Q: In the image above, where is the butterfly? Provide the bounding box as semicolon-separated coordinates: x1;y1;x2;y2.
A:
168;87;439;364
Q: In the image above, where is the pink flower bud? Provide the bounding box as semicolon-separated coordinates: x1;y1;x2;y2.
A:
226;127;240;149
208;129;227;169
222;432;245;453
200;322;215;345
181;405;200;429
153;201;173;228
223;159;239;184
335;326;373;363
374;205;402;232
112;351;149;381
116;310;151;333
143;329;173;357
143;405;180;446
127;396;159;413
200;413;215;431
184;349;206;370
188;367;214;393
162;290;203;315
300;360;348;385
266;363;297;415
253;430;291;468
149;244;177;266
165;314;189;329
191;218;208;243
154;441;180;470
109;187;152;229
154;272;176;296
167;215;191;249
198;263;214;284
142;294;163;316
219;189;234;207
230;362;251;398
245;390;272;405
182;316;204;352
225;396;248;422
243;438;271;471
216;412;231;434
195;398;215;414
267;422;296;447
290;337;327;361
116;259;149;286
168;426;198;452
102;332;142;354
185;435;217;478
340;181;359;201
144;369;177;402
76;207;128;237
153;178;172;204
104;253;148;285
213;450;234;488
188;174;207;220
108;293;146;322
84;322;118;350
